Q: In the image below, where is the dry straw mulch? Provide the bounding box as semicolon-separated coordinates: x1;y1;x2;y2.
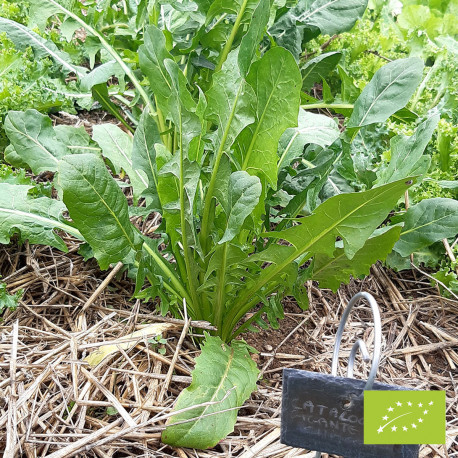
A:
0;239;457;457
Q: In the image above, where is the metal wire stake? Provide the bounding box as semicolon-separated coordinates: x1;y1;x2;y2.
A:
315;292;382;458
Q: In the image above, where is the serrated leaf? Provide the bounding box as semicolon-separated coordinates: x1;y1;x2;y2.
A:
5;110;69;174
92;124;148;202
220;172;262;243
268;177;414;259
162;334;258;449
57;154;142;269
237;47;301;187
84;323;176;367
302;52;342;91
348;58;424;128
391;198;458;257
0;183;82;252
313;225;402;291
376;114;439;185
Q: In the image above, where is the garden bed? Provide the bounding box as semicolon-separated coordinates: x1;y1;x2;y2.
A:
1;240;457;457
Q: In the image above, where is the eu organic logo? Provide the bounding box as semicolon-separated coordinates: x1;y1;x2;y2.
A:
364;391;446;444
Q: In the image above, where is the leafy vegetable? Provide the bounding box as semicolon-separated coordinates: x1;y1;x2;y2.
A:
347;57;424;129
0;281;22;315
161;334;258;449
1;0;444;449
391;198;458;258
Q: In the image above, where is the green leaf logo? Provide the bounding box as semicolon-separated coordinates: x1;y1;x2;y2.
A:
364;390;446;444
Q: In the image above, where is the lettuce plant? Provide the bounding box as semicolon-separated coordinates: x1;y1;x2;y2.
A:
0;0;429;449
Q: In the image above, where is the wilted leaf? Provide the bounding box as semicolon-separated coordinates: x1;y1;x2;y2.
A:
84;323;176;367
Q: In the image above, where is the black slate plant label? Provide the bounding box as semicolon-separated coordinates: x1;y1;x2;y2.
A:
281;369;420;458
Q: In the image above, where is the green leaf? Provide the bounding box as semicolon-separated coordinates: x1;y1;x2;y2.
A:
347;58;424;129
376;114;439;185
80;60;124;92
91;84;134;133
302;52;342;91
269;0;368;57
313;225;402;291
28;0;75;31
0;17;85;77
238;0;270;76
54;125;98;155
220;172;262;243
392;198;458;258
92;124;148;202
4;110;69;174
162;334;258;449
268;177;414;259
0;183;82;252
295;0;368;36
132;108;162;207
139;26;174;113
224;178;413;337
206;50;256;157
163;58;202;157
0;282;23;314
238;47;302;187
337;64;360;103
57;154;142;269
278;109;340;172
280;143;341;215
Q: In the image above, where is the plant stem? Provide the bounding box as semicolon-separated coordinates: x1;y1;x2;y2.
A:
411;54;443;110
214;0;249;73
213;242;228;333
222;251;312;340
142;242;192;306
301;103;354;110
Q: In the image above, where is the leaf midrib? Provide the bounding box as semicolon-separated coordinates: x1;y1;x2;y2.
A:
177;346;236;440
68;163;137;252
0;206;82;239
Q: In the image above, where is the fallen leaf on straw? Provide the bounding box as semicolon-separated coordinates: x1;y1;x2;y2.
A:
84;323;176;367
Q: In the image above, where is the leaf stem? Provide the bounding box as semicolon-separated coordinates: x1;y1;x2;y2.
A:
142;242;192;307
214;0;249;73
301;103;354;110
213;242;228;333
